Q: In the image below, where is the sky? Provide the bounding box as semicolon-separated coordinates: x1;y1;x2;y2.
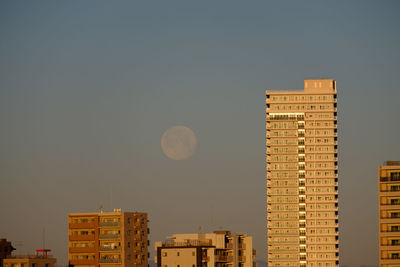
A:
0;1;399;266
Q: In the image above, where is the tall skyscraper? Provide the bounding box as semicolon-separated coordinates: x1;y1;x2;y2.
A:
266;79;339;267
379;161;400;266
68;209;149;267
154;231;256;267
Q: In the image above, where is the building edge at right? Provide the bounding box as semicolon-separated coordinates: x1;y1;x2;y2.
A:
379;161;400;267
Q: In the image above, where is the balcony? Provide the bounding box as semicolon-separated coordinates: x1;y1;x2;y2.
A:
100;258;121;264
99;221;120;227
69;222;96;229
381;176;400;182
215;255;233;262
69;259;96;265
239;256;246;262
69;247;95;253
69;234;95;241
100;246;121;251
99;234;120;239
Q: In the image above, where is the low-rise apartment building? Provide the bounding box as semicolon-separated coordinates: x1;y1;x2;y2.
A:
155;231;256;267
68;208;149;267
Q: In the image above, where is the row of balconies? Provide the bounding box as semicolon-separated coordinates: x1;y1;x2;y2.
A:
266;126;338;132
266;107;338;114
70;218;145;227
69;221;144;229
268;192;338;197
266;98;337;104
266;125;338;131
225;243;245;249
266;114;305;121
267;157;337;162
214;255;247;262
267;201;338;206
69;222;97;229
69;259;96;265
99;258;121;263
70;233;144;241
268;224;339;230
267;166;338;171
381;176;400;182
267;256;339;262
99;221;120;227
266;114;337;121
69;246;123;253
266;133;338;139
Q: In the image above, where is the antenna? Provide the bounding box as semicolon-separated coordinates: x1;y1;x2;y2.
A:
110;185;113;210
14;241;23;254
42;228;45;251
210;204;214;231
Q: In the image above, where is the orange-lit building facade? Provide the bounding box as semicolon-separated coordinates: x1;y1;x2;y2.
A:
266;79;339;267
68;209;149;267
379;161;400;267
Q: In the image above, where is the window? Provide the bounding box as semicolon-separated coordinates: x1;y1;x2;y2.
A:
391;185;400;191
392;253;399;259
391;199;400;205
177;252;180;256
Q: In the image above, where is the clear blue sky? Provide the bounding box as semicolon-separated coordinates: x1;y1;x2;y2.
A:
1;1;399;266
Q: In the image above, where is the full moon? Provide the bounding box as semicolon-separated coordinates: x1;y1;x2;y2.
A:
161;126;197;160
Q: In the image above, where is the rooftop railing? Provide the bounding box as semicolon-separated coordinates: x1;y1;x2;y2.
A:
99;221;120;227
162;240;212;247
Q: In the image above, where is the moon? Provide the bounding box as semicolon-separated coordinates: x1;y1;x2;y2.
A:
161;126;197;160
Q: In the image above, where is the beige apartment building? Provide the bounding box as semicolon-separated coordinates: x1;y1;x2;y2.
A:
68;209;149;267
379;161;400;267
3;249;56;267
154;231;256;267
266;79;339;267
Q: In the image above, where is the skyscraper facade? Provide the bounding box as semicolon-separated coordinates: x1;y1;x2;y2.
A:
379;161;400;266
68;209;149;267
266;79;339;267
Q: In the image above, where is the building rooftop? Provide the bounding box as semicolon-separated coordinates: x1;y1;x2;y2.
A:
385;161;400;166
